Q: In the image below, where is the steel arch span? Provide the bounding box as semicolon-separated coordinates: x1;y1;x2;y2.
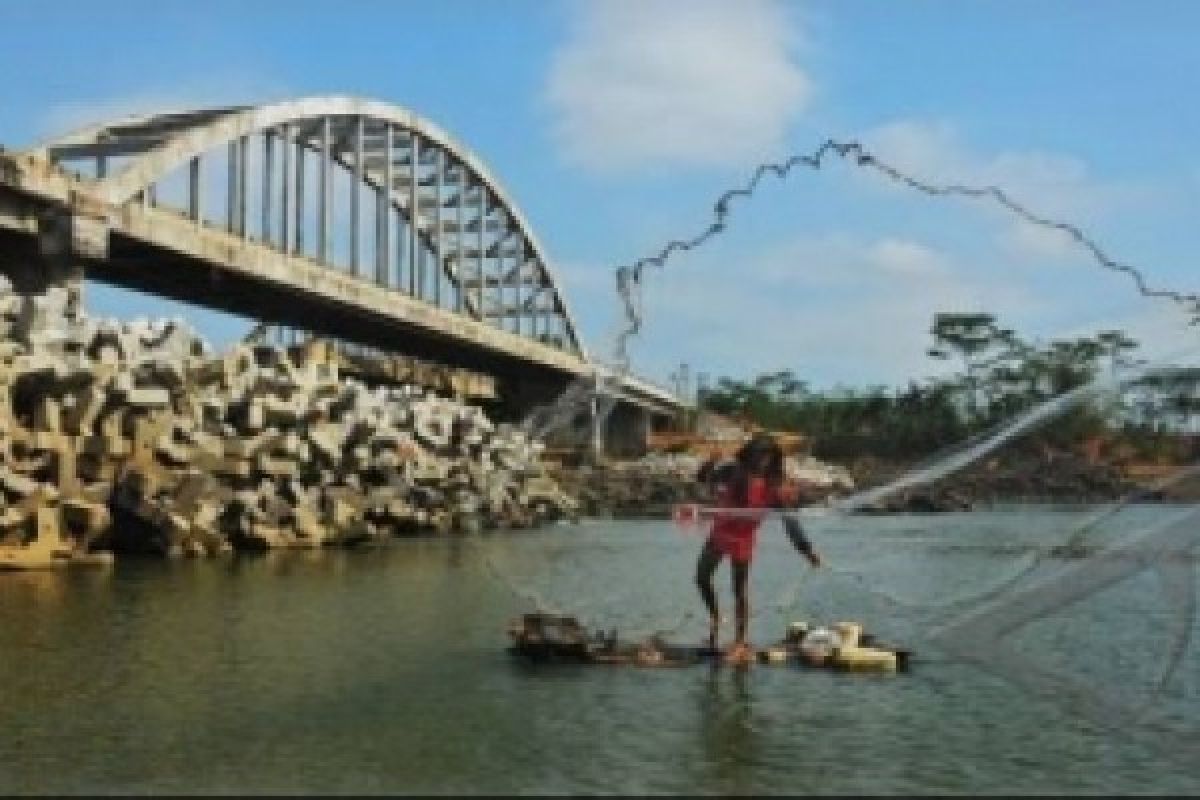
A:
34;96;586;357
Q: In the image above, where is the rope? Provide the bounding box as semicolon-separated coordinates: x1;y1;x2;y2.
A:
612;138;1200;371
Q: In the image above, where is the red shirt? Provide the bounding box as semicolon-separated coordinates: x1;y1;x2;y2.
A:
708;476;778;563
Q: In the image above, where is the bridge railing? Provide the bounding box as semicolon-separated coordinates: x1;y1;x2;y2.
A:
591;358;685;408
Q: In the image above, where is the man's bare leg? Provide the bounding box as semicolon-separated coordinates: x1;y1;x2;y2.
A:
730;560;752;662
695;541;722;648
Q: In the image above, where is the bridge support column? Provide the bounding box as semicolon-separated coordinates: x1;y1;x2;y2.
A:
602;403;653;460
3;259;85;346
0;206;103;340
589;386;604;464
2;255;84;300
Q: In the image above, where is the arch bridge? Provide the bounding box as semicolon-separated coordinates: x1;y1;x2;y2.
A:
0;96;681;453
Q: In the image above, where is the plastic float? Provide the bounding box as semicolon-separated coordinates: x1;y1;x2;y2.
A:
506;612;911;672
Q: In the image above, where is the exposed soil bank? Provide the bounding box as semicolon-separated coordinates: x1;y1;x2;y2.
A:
551;447;1197;518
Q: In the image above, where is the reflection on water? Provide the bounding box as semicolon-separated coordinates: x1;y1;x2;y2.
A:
1;510;1197;794
695;667;762;792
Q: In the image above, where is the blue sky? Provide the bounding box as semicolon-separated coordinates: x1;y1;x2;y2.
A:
2;0;1198;390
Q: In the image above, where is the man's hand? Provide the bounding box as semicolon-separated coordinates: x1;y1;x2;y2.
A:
782;515;821;568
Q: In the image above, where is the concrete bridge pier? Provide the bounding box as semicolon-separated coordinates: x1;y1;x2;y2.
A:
0;205;98;343
600;401;654;459
496;368;662;461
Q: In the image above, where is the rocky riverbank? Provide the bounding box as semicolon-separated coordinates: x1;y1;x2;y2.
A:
551;445;1187;520
551;451;855;518
0;282;575;570
844;449;1167;512
550;456;707;519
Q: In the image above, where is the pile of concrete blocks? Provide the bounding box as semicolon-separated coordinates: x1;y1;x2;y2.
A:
0;279;577;569
786;454;856;492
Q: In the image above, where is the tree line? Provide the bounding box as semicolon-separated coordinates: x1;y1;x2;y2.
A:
696;312;1200;463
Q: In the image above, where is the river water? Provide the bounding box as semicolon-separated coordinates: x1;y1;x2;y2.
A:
2;508;1197;795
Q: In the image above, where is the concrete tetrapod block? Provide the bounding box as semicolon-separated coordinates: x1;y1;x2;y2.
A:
82;432;132;459
291;507;328;545
0;506;30;534
120;387;171;409
307;424;344;465
0;467;41;498
63;386;107;435
256;454;299;480
0;506;72;570
154;437;193;468
225;430;280;459
61;497;112;547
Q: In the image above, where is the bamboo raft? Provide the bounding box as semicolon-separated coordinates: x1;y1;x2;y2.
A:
507;612;912;672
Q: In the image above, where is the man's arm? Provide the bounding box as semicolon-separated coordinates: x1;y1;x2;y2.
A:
782;514;822;568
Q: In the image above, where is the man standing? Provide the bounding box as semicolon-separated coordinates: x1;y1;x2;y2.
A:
695;433;822;664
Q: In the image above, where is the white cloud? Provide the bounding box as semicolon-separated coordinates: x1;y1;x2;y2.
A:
632;233;1043;388
545;0;813;172
867;237;952;278
1057;302;1200;368
1000;221;1083;263
38;95;207;144
857;118;1156;270
625;227;1193;389
862;120;1098;214
751;233;951;289
33;75;287;146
